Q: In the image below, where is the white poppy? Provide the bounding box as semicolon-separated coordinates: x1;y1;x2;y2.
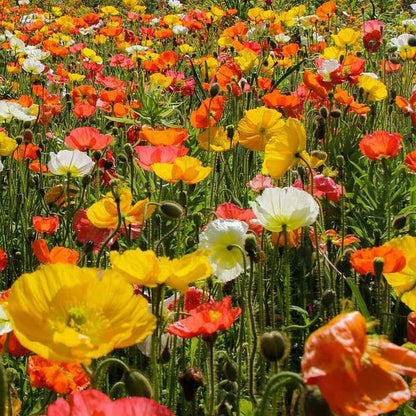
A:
250;187;319;233
199;219;248;282
48;150;95;177
22;59;45;75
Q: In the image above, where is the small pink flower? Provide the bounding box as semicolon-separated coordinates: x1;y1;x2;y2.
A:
134;145;189;171
246;174;274;193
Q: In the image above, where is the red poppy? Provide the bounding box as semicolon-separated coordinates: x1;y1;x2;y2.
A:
302;312;416;416
405;151;416;173
134;145;189;171
167;296;241;338
190;96;228;128
216;202;262;235
362;20;385;53
350;246;406;276
65;127;113;151
32;239;79;265
46;389;174;416
28;355;89;395
13;143;40;161
167;287;211;313
359;131;402;160
32;216;59;235
408;312;416;344
0;250;6;272
0;331;31;357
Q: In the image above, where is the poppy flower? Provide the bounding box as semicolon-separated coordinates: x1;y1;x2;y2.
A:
190;96;227;128
362;20;385;52
262;118;309;180
216;202;262;235
246;174;274;193
316;1;336;20
302;311;416;416
350;245;406;276
384;235;416;311
0;249;7;272
65;127;113;151
152;156;212;185
359;131;402;160
0;331;31;357
134;145;189;171
0;132;17;156
32;239;79;265
139;127;188;146
237;106;284;151
357;75;388;102
48;150;95;177
28;355;89;395
13;143;40;161
46;389;174;416
272;228;302;248
405;151;416;173
167;296;241;338
250;187;319;233
4;263;156;363
408;312;416;344
167;287;211;313
197;126;238;152
32;216;59;235
86;187;155;229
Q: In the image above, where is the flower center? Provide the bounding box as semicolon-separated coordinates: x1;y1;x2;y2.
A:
67;306;86;331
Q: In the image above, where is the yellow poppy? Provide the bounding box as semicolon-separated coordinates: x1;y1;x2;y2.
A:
262;118;309;179
4;264;156;363
332;28;361;48
357;75;388;102
197;126;238;152
110;248;212;293
237;106;285;152
384;235;416;311
152;156;212;185
0;132;17;156
87;187;155;229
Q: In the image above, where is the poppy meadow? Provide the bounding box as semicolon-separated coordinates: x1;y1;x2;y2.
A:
2;0;416;414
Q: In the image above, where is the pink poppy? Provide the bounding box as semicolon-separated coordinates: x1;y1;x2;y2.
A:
246;174;274;193
216;202;263;235
65;127;113;151
134;145;189;171
46;389;174;416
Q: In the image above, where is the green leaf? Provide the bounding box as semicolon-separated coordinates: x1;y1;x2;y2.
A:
345;278;372;322
403;404;416;416
238;399;254;416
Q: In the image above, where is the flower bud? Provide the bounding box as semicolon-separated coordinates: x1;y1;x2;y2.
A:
178;367;205;402
15;136;23;145
23;129;33;142
92;150;102;161
82;175;91;187
329;109;342;118
124;143;134;157
210;83;220;98
245;234;260;262
319;107;328;119
223;359;237;382
409;37;416;47
193;212;204;227
374;228;382;247
373;257;384;278
160;201;186;219
393;215;407;230
303;387;333;416
259;331;289;362
123;370;153;398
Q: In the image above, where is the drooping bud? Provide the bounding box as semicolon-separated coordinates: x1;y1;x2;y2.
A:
178;367;205;402
123;369;153;398
222;359;237;382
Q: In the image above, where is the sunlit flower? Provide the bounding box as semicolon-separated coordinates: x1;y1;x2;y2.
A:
32;216;59;235
302;311;416;415
4;263;156;363
48;150;94;177
331;28;361;48
357;75;388;101
384;235;416;311
65;127;113;151
167;296;241;338
197;126;238;152
22;59;45;74
237;107;284;152
199;219;248;282
87;187;155;229
0;132;17;156
152;156;212;185
359;131;402;160
262;118;309;180
32;239;79;265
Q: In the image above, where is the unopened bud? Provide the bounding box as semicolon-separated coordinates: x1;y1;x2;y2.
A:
124;143;134;157
319;107;328;119
93;150;102;161
329;109;342;118
160;201;186;219
259;331;289;363
123;370;153;398
82;175;91;187
409;37;416;47
223;359;237;382
373;257;384;278
393;215;407;230
303;387;333;416
210;83;220;98
374;228;382;247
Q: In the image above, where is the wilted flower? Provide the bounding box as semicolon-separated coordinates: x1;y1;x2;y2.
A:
250;187;319;232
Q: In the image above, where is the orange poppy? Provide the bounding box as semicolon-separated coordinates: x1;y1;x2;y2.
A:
262;89;302;118
32;239;79;265
316;1;336;20
405;151;416;173
303;70;329;99
28;355;89;395
359;131;402;160
13;143;40;161
139;127;188;146
29;161;49;173
350;245;406;276
190;96;227;128
72;85;97;106
310;228;360;252
396;92;416;128
272;228;302;248
216;63;242;93
65;127;113;151
156;51;178;70
302;311;416;416
32;216;59;235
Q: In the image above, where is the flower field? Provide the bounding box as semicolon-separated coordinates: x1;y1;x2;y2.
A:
3;0;416;414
